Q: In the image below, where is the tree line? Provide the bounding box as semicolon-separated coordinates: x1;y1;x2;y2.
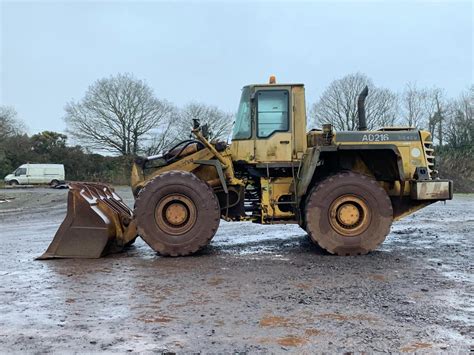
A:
63;73;233;157
311;72;473;149
0;126;133;184
0;74;234;184
1;72;472;190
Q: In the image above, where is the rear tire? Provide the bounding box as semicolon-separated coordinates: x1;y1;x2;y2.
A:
305;172;393;256
134;170;220;256
50;179;60;188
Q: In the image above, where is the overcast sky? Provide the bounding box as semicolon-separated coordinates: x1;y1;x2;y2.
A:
1;0;472;134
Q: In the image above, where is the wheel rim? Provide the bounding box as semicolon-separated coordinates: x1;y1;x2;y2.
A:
154;194;197;235
329;194;371;237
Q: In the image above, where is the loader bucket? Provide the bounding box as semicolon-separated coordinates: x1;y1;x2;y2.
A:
37;182;137;259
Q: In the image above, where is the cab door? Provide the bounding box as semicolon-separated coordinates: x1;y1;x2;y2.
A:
14;167;28;184
254;89;292;162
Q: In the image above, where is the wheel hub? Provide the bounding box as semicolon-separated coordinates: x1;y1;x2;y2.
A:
165;203;188;225
337;203;360;226
155;194;197;235
329;195;371;237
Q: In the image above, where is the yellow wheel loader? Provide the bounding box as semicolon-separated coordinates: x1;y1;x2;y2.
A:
38;77;453;259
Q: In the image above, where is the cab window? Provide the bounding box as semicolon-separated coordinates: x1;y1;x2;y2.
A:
232;87;252;140
15;168;26;176
257;90;289;138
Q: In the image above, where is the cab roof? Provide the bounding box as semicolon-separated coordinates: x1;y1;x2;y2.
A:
244;83;304;89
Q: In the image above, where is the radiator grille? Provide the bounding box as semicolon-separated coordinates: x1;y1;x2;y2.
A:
423;140;437;178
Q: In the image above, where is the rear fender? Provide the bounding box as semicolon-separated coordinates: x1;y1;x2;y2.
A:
297;145;404;200
336;145;405;181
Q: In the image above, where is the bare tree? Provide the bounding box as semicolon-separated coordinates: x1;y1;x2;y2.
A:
366;87;399;128
444;87;473;148
64;73;173;156
425;88;447;145
401;82;427;128
173;102;233;142
0;106;25;139
143;107;178;156
310;73;399;130
400;85;450;144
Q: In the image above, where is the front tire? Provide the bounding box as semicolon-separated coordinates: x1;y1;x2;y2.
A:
134;171;220;256
9;180;19;186
305;172;393;256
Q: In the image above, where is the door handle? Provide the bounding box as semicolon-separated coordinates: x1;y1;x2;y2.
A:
279;140;290;144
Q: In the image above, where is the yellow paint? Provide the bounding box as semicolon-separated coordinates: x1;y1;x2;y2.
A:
229;84;306;164
132;80;444;226
292;86;307;158
255;132;292;162
260;177;295;222
131;148;215;193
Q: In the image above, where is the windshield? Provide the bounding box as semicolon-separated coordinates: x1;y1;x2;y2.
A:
232;87;251;140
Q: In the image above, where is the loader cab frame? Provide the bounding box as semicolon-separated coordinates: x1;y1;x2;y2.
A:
231;83;307;163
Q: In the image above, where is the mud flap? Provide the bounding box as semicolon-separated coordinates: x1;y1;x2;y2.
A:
37;182;137;259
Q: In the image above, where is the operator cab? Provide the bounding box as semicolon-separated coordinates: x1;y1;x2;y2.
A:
230;76;307;164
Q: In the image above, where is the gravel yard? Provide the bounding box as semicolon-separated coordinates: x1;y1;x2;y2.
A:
0;187;472;352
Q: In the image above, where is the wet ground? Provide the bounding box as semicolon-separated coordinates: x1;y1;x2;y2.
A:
0;187;472;353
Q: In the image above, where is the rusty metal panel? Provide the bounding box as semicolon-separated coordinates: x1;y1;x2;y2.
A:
229;139;255;162
260;177;294;222
255;131;293;162
410;180;453;200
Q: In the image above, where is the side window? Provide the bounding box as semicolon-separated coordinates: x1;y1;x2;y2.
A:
257;90;289;138
15;168;27;176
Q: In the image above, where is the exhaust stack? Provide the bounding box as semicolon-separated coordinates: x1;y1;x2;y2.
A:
357;86;369;131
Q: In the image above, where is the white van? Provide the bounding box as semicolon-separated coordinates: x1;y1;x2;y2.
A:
4;164;65;187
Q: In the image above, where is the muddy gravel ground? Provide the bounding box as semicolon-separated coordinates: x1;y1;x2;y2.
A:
0;187;472;353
